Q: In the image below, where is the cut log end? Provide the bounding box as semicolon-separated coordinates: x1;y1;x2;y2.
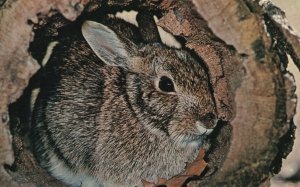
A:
0;0;298;186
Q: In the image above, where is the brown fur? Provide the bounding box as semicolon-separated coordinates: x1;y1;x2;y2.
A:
31;18;217;187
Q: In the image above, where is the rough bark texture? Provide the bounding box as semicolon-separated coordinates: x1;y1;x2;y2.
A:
0;0;298;186
270;1;300;186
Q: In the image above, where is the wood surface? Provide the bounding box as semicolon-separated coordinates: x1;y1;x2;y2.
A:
0;0;298;186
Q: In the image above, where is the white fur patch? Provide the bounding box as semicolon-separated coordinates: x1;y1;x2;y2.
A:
154;16;181;49
174;134;202;148
115;10;138;26
42;41;59;66
30;88;40;111
47;153;101;187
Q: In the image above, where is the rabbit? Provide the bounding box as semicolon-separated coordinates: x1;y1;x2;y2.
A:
31;15;218;187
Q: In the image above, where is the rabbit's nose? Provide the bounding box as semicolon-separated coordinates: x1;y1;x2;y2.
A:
194;112;218;135
195;119;218;135
195;113;217;128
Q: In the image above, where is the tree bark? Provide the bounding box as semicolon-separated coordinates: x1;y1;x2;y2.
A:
0;0;298;186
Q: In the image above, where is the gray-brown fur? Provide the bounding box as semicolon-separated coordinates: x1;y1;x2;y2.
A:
31;17;217;187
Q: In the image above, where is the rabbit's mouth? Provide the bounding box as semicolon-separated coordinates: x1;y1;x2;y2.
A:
195;121;216;136
173;120;217;147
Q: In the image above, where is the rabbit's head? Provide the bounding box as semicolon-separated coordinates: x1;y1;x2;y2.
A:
82;21;217;148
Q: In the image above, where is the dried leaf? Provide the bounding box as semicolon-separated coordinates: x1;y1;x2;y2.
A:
142;179;157;187
157;177;168;185
183;149;207;176
164;175;191;187
142;149;207;187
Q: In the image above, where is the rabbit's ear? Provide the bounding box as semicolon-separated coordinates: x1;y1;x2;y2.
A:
82;21;130;67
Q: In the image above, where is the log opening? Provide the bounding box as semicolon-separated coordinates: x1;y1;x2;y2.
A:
0;0;298;186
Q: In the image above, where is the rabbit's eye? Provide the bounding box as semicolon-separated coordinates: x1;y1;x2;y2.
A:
159;76;175;93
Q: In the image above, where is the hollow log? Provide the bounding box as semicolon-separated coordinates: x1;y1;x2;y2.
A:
0;0;299;186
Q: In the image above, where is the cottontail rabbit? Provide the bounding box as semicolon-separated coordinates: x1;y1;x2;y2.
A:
31;16;218;187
